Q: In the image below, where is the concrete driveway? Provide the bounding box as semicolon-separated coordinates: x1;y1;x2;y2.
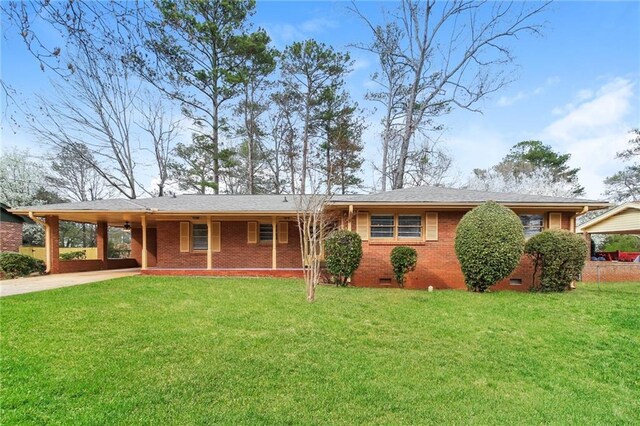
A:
0;268;140;297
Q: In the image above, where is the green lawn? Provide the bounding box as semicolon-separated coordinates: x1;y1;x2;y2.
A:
1;278;639;425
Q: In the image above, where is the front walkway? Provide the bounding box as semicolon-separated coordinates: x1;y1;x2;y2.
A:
0;268;140;297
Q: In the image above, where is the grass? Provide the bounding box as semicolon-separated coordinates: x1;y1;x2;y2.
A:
1;277;639;425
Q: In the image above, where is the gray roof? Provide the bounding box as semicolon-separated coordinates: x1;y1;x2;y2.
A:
13;194;301;213
333;185;607;205
11;185;609;214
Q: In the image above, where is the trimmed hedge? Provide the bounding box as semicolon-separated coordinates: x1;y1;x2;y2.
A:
60;250;87;261
455;201;525;292
0;252;46;279
391;246;417;288
324;230;363;286
525;230;588;292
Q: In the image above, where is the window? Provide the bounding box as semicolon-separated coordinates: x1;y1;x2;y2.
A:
398;215;422;238
370;215;395;238
192;223;208;250
520;214;544;237
259;223;273;242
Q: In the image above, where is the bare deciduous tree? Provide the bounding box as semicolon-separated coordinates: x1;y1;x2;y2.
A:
137;97;180;197
353;0;550;189
295;190;337;302
27;47;142;199
48;144;111;202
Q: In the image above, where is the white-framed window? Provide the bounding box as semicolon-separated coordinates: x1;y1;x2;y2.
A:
370;214;395;238
192;223;208;250
520;214;544;238
398;215;422;239
259;223;273;242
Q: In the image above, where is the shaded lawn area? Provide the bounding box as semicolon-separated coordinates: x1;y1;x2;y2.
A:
1;278;639;425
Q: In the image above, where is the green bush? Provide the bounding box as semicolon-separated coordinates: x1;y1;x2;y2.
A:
601;234;640;252
60;250;87;261
390;246;418;288
0;252;46;279
525;230;588;292
455;201;525;292
324;230;363;286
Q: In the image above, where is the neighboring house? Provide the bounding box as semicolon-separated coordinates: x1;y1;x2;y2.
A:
1;203;33;253
576;202;640;283
10;186;610;290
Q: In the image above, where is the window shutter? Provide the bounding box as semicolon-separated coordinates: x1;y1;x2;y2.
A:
179;222;190;252
356;212;369;241
425;213;438;241
278;221;289;244
549;212;562;230
211;222;221;252
247;221;258;244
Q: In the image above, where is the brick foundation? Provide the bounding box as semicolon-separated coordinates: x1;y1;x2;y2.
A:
0;221;23;252
142;268;303;278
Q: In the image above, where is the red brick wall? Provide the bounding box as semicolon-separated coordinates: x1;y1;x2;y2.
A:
0;221;22;252
581;262;640;282
131;227;157;267
155;221;302;269
351;210;574;291
58;258;139;273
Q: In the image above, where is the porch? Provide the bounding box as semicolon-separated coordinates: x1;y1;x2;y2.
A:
27;210;302;275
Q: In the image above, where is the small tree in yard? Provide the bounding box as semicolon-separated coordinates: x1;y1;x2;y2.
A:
391;246;417;288
525;230;588;292
455;201;525;292
324;230;363;286
295;193;337;302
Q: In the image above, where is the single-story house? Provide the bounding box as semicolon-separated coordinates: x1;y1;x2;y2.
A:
1;202;34;253
10;186;611;290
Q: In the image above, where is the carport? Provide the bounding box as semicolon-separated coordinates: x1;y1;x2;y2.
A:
577;202;640;282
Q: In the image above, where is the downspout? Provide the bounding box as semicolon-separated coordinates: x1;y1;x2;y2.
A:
28;212;51;274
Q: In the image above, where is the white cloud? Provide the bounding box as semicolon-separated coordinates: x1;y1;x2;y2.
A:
299;17;337;33
543;77;636;198
261;17;338;47
496;76;560;107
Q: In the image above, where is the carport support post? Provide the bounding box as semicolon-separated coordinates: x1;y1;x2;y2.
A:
96;221;108;267
45;215;60;274
141;215;148;270
207;216;213;270
272;216;277;270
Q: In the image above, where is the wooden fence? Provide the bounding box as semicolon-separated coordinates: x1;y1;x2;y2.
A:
19;246;99;261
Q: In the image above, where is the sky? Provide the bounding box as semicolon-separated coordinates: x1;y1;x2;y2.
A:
1;0;639;199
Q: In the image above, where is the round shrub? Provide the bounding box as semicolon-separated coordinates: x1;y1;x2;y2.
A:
525;230;588;292
390;246;418;288
0;252;46;279
454;201;525;292
324;230;363;286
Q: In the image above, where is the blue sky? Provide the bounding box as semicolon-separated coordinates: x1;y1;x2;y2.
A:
2;1;639;198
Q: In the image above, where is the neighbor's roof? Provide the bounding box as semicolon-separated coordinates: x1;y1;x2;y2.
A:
576;202;640;234
10;185;610;216
1;202;35;224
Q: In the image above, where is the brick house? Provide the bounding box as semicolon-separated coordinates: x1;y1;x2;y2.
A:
10;186;612;290
1;203;34;253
